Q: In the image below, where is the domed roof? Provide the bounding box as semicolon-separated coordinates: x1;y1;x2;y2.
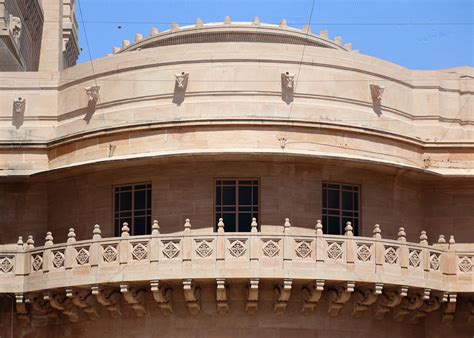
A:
113;17;354;54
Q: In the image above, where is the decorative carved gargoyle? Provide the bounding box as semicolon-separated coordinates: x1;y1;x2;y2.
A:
9;15;22;43
13;98;25;114
281;72;295;89
175;72;189;88
370;84;385;106
85;86;100;103
326;282;355;317
351;283;382;317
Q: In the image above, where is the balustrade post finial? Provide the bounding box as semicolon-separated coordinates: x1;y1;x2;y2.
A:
397;227;406;242
419;231;428;245
44;231;54;247
344;222;353;236
284;218;291;232
93;224;102;240
17;236;23;247
251;218;258;233
184;219;191;231
152;220;160;236
449;236;455;244
218;218;225;233
67;228;76;243
121;223;130;238
26;235;35;249
438;235;446;243
372;224;381;239
315;220;323;235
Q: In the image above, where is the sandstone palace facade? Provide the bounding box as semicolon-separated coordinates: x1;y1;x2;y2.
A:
0;0;473;337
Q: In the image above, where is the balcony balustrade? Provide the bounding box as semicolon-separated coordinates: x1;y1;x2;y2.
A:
0;218;472;325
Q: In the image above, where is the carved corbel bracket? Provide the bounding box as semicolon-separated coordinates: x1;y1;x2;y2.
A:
281;72;295;89
393;293;424;322
27;294;57;327
71;289;99;320
246;278;259;314
442;293;457;323
85;86;100;103
410;296;441;324
273;279;292;314
216;278;229;314
326;281;355;317
120;284;147;317
46;291;80;322
92;286;121;319
183;279;200;315
150;280;172;316
468;298;474;324
301;280;324;315
370;84;385;106
15;293;29;326
175;72;189;89
351;283;382;317
374;286;408;320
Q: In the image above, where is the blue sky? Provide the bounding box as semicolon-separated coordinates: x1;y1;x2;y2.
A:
77;0;473;70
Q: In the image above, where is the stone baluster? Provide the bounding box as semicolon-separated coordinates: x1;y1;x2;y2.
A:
183;219;192;269
283;218;292;269
250;218;259;271
216;218;225;268
15;236;26;276
443;236;457;276
345;222;355;265
150;220;160;266
90;225;101;268
65;229;76;270
419;231;430;272
26;235;35;249
43;232;54;273
315;220;325;264
119;223;130;266
398;227;409;270
373;224;384;268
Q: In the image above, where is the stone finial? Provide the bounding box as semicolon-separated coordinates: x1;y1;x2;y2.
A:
438;235;446;243
67;228;76;243
121;223;130;237
397;227;406;242
251;218;258;233
252;16;260;26
113;47;120;54
135;33;143;43
449;236;455;244
13;98;25;114
344;43;352;51
334;36;342;45
195;18;203;27
26;235;35;249
419;231;428;245
302;24;311;33
17;236;23;246
284;218;291;232
122;40;130;49
171;23;179;31
224;16;231;25
152;220;160;235
85;86;100;102
370;84;385;105
320;30;328;39
344;222;353;236
184;218;191;230
315;220;323;235
218;218;225;233
93;224;102;240
279;19;287;28
150;27;159;35
372;224;381;239
44;232;54;247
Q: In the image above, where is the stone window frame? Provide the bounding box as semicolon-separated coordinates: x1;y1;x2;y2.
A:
214;178;260;232
322;181;361;235
113;182;152;236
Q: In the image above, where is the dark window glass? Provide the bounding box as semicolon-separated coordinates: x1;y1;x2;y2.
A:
114;183;152;236
215;179;259;232
322;183;360;235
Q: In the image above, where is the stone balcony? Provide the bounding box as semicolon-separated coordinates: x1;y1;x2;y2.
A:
1;219;473;326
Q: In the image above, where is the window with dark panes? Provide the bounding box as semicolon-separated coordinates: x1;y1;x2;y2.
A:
322;182;360;235
215;179;259;232
114;183;152;236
